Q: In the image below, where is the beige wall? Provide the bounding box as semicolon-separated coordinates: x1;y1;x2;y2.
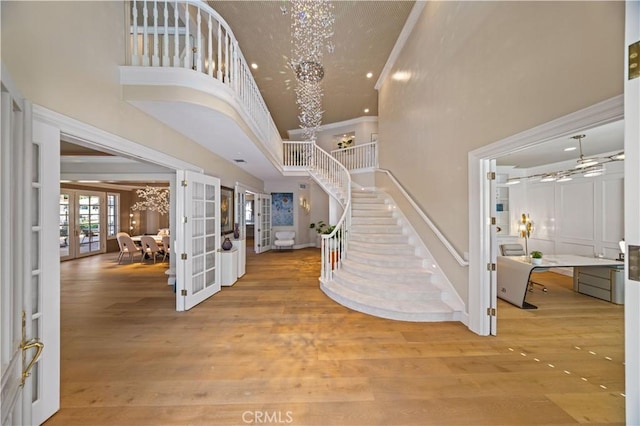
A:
377;1;624;301
1;1;263;191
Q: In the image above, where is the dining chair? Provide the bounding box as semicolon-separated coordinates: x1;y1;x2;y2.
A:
117;234;143;264
161;235;170;263
140;235;163;263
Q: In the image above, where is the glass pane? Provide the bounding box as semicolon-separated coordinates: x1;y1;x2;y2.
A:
192;237;204;257
206;236;215;252
193;199;204;219
206;252;216;269
193;254;204;275
205;200;215;217
194;182;204;200
205;269;215;288
32;275;40;313
31;187;39;227
31;362;39;403
192;273;204;293
193;218;204;238
205;218;215;235
31;231;39;270
205;183;215;201
32;143;40;182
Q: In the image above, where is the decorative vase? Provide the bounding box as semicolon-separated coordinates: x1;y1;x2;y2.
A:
233;223;240;239
222;237;233;251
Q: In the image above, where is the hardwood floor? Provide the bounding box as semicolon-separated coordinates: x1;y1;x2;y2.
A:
45;248;625;425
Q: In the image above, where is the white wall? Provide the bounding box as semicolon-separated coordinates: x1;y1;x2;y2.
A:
501;161;624;261
264;178;328;248
377;1;624;302
288;117;378;154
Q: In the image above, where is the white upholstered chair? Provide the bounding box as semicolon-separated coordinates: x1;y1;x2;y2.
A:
116;234;142;264
161;235;171;263
140;235;163;263
274;231;295;250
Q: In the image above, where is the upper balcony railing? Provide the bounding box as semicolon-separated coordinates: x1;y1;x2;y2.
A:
127;0;281;155
331;142;378;171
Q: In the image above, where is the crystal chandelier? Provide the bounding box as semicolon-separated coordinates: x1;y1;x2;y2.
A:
289;0;334;141
131;186;170;215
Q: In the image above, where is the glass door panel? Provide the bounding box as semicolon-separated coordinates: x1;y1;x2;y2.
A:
59;193;71;260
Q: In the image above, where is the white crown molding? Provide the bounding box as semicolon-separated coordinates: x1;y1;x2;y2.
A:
32;104;202;173
374;1;427;91
287;115;378;137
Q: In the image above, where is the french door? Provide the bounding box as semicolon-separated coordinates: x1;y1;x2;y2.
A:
59;190;105;260
1;95;60;424
254;193;272;254
175;170;221;311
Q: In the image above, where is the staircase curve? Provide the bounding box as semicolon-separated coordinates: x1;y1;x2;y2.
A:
285;142;466;322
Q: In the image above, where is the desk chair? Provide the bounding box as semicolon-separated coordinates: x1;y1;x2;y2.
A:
499;243;547;293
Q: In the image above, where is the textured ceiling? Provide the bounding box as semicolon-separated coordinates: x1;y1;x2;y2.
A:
208;0;416;138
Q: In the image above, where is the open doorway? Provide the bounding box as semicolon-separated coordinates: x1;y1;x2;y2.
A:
468;95;624;336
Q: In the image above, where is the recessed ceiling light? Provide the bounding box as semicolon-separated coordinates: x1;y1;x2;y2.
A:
364;108;370;113
564;147;577;152
251;63;258;70
366;72;373;78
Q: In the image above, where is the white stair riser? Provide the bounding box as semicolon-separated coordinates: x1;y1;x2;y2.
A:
347;251;424;268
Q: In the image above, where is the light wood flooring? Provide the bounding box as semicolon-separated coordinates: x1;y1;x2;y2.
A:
45;248;625;425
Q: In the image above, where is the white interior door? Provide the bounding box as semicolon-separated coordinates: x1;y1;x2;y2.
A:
254;193;272;254
1;94;60;424
175;170;221;311
1;86;27;426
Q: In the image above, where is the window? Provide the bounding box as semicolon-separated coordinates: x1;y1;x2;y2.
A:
245;200;254;224
107;193;119;238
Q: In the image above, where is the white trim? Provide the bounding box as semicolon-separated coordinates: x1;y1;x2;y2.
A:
287;116;378;138
468;95;624;336
624;0;640;422
374;1;427;91
0;62;25;111
32;105;202;173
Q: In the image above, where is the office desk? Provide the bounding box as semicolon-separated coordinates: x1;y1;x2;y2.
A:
497;255;623;309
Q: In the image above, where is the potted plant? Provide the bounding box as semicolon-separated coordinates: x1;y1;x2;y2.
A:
309;221;327;247
530;250;543;265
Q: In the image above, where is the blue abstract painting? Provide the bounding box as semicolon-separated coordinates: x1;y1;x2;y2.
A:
272;192;294;226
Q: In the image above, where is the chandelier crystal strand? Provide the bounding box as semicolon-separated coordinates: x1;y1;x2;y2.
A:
290;0;334;141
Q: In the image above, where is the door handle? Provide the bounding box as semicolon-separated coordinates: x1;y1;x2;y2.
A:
20;311;44;386
21;339;44;386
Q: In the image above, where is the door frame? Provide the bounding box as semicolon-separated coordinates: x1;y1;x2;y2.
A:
468;95;624;336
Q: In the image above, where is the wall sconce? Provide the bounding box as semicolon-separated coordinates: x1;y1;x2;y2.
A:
300;197;310;214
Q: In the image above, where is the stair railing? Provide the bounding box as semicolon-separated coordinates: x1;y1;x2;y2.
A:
377;169;469;267
128;0;281;155
330;142;378;171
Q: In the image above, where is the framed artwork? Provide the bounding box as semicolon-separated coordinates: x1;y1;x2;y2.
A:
220;186;234;234
271;192;294;226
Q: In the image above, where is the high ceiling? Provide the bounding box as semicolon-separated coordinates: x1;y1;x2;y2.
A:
208;0;416;138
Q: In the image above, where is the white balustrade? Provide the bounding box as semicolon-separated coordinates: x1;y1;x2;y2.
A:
128;0;280;149
331;142;378;171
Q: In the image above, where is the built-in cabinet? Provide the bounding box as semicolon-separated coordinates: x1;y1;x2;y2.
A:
495;174;511;236
220;248;238;286
573;266;624;304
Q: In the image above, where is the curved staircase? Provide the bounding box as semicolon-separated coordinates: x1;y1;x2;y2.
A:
320;189;465;322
